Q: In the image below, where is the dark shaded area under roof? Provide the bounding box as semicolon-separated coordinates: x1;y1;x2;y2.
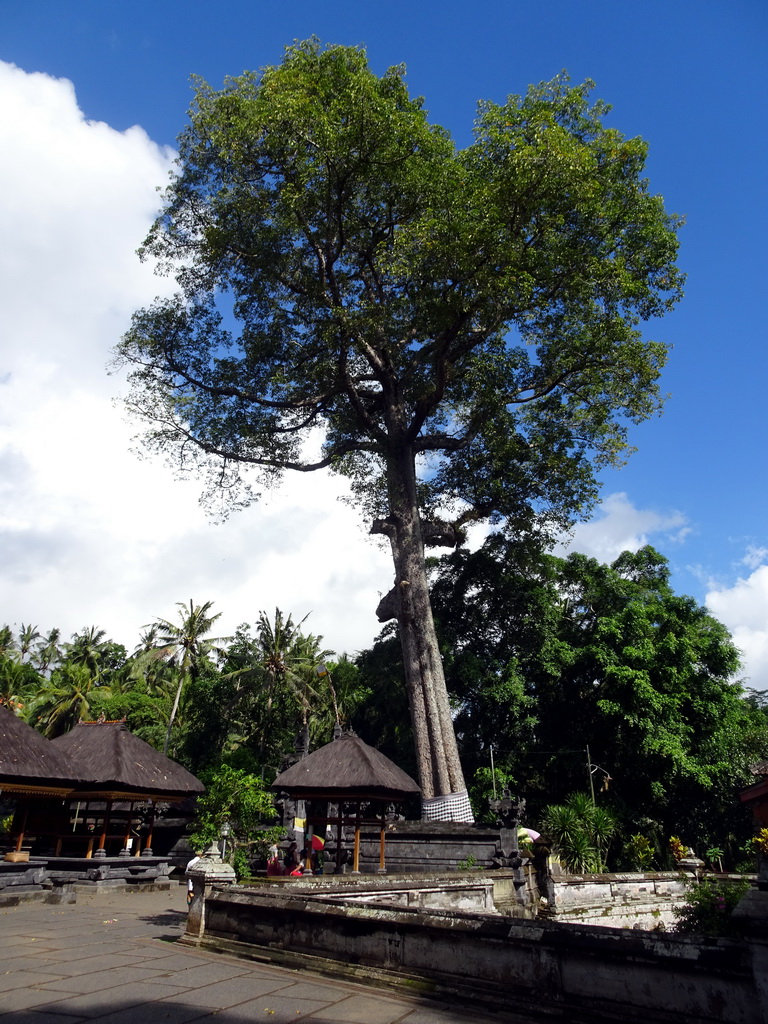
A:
51;720;204;798
272;731;420;801
0;704;82;788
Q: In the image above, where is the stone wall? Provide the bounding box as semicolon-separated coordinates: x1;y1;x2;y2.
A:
546;871;690;930
353;821;725;930
356;821;501;873
186;881;767;1024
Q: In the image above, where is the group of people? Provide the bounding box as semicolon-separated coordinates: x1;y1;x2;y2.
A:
267;840;323;876
185;837;326;898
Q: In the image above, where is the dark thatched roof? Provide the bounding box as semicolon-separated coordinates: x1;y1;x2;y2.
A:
51;721;204;798
271;731;420;801
0;704;82;787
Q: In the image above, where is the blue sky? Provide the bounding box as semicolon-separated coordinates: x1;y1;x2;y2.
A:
1;1;766;688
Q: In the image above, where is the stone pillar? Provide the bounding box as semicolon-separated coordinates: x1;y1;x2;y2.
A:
183;843;236;943
489;789;529;908
678;853;705;878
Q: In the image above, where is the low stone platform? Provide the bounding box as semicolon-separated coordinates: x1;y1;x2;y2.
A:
0;853;172;893
184;876;768;1024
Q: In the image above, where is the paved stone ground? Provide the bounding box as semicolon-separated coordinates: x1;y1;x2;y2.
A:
0;886;532;1024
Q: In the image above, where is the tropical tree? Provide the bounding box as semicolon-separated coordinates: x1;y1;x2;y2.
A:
142;600;225;754
188;764;280;879
0;626;15;659
28;662;100;737
0;656;42;713
422;538;768;847
312;655;367;736
34;628;62;676
63;626;125;685
88;681;173;752
220;609;334;763
354;627;417;780
252;609;328;721
17;623;41;663
117;41;683;818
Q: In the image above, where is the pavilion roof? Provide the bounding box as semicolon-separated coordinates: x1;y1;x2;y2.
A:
51;720;204;799
0;704;82;789
271;730;420;801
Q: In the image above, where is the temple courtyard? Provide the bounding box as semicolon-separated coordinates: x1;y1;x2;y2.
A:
0;884;532;1024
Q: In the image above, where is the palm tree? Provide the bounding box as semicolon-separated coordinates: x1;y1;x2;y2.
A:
63;626;110;681
127;624;176;696
255;609;332;720
27;663;98;737
143;600;226;755
0;657;36;713
34;627;62;676
222;610;335;760
17;623;41;663
311;655;364;736
0;625;16;659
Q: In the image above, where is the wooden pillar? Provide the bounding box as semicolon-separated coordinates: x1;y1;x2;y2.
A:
377;806;386;874
143;801;155;855
96;800;112;856
352;802;361;875
122;801;134;854
14;801;29;852
335;804;343;873
305;823;314;874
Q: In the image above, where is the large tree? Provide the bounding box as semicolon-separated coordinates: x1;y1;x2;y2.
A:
427;540;768;849
117;40;683;819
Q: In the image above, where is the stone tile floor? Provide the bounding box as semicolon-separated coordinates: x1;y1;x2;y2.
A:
0;887;532;1024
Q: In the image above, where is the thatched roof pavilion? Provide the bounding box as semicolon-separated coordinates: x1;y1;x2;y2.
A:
272;730;420;801
272;730;420;873
44;720;204;858
1;713;203;860
52;720;204;801
0;704;82;796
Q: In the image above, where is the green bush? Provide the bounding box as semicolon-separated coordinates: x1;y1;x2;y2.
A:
673;878;749;937
188;765;278;867
623;833;655;871
543;792;617;872
231;847;251;881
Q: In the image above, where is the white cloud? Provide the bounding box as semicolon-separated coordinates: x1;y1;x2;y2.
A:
0;62;391;657
743;545;768;571
706;564;768;692
556;492;689;564
557;494;768;690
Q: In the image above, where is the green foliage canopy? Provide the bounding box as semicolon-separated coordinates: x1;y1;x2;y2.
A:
118;40;682;536
116;40;684;809
419;541;767;845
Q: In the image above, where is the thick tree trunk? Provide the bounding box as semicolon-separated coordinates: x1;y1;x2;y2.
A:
377;446;474;822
